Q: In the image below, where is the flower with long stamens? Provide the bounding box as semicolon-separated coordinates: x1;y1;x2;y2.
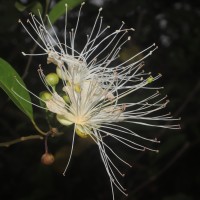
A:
17;3;180;199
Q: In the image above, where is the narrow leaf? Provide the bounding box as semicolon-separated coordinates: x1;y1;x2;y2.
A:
49;0;84;24
0;58;33;120
15;2;27;12
15;1;43;16
30;2;43;16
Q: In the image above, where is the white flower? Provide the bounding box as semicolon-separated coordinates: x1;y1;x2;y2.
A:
18;3;180;199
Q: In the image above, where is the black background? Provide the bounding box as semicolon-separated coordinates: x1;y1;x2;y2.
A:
0;0;199;200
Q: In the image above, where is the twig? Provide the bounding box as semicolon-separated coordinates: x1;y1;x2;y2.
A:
22;44;38;79
31;119;47;136
158;79;200;137
0;135;43;147
22;0;52;79
130;142;190;195
174;80;200;117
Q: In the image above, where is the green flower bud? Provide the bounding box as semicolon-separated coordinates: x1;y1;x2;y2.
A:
45;73;59;86
147;76;154;84
39;91;52;101
56;114;73;126
75;128;88;138
67;82;81;93
74;83;81;93
56;67;67;80
63;95;70;104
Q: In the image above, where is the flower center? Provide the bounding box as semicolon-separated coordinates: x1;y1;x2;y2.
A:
74;115;87;125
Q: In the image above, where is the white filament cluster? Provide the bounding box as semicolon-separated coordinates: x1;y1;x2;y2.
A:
18;3;180;199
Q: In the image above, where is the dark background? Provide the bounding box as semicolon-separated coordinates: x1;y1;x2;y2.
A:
0;0;200;200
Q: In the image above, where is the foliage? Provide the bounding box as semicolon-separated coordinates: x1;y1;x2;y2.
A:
0;58;33;121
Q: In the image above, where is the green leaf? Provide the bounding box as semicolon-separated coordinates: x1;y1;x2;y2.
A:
30;2;43;16
15;1;43;16
15;1;27;12
49;0;84;24
0;58;33;120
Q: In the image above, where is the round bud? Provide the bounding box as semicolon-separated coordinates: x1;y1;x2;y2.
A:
147;76;154;84
39;91;52;101
50;127;59;137
56;67;67;80
63;95;70;104
45;73;59;86
75;128;88;138
74;84;81;93
41;153;55;165
56;114;73;126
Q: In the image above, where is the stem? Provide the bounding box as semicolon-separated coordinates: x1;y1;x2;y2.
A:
22;0;52;79
129;142;190;195
31;119;47;136
0;135;43;147
44;131;52;153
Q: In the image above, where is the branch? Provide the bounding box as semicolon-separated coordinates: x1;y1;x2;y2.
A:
0;135;43;147
130;142;190;195
22;0;52;79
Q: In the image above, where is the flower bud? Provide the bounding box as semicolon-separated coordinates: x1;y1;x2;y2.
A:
75;128;88;138
74;84;81;93
63;94;70;104
45;73;59;86
50;127;59;137
147;76;154;83
39;91;52;101
41;153;55;165
56;67;67;80
56;114;73;126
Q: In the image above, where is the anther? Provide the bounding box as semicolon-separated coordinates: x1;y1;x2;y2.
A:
122;104;126;111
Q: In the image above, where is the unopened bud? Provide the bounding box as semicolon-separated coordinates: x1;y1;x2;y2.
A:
41;153;55;165
63;94;70;104
147;76;154;84
74;84;81;93
56;67;67;80
39;91;52;101
75;128;88;138
50;127;59;137
45;73;59;86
